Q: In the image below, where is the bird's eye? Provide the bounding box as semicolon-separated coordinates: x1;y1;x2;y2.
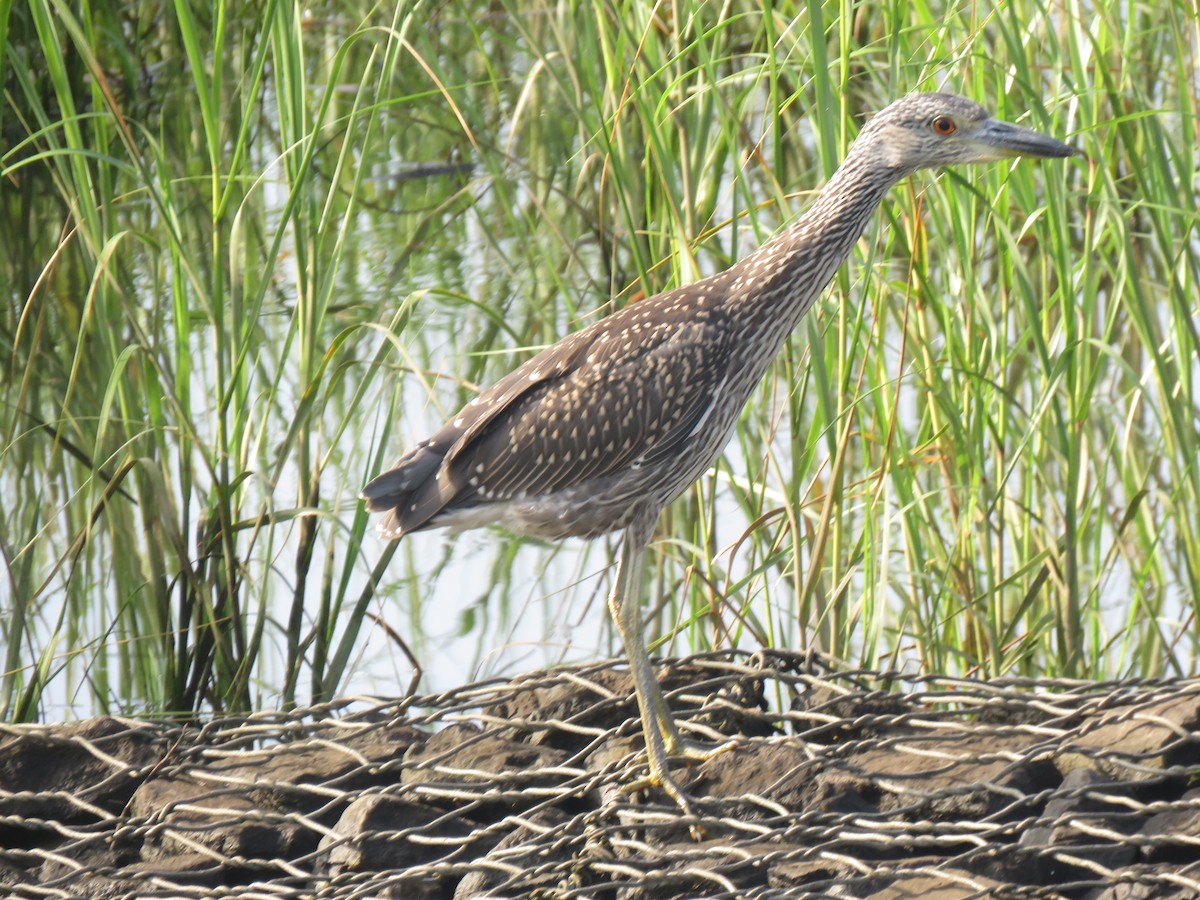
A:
931;116;957;136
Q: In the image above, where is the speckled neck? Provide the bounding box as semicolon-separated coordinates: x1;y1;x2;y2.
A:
720;149;902;347
776;149;900;284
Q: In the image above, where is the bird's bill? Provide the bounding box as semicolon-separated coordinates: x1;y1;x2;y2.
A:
975;117;1082;159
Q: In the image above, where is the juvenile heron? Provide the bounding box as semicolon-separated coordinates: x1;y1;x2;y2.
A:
363;92;1079;809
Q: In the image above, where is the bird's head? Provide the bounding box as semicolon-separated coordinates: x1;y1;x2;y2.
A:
855;92;1081;177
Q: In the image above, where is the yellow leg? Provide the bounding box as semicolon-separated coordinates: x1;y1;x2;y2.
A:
607;508;734;819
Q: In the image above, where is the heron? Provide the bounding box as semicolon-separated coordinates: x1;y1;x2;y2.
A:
362;92;1079;812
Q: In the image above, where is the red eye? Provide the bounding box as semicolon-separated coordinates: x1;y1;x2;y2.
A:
932;115;957;136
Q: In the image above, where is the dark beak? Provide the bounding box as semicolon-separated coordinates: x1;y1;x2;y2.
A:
976;117;1082;159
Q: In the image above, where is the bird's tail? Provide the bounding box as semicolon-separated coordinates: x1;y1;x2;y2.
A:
361;440;444;539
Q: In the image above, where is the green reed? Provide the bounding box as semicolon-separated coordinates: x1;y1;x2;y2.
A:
1;0;1196;721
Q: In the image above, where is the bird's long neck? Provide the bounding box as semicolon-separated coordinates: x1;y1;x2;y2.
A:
724;149;901;341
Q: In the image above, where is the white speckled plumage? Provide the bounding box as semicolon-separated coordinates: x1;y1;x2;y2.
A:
362;92;1079;811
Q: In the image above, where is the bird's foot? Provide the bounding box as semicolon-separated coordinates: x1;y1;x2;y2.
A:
664;734;738;764
622;734;737;840
622;765;707;840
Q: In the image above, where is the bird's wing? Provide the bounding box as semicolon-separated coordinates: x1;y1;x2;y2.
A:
361;328;593;527
450;316;733;500
387;300;734;531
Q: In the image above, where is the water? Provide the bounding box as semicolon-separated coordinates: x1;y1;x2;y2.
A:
4;5;1196;721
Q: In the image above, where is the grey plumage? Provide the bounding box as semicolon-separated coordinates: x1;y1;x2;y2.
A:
363;92;1080;812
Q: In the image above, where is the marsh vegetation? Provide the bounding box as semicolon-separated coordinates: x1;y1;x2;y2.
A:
2;0;1197;721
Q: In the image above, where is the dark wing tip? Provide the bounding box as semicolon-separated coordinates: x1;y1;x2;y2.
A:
360;468;418;539
361;472;403;507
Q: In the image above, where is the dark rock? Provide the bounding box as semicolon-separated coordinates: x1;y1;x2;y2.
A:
1020;768;1134;845
0;716;167;826
124;852;235;885
452;809;574;898
838;733;1056;821
965;844;1046;889
1060;692;1200;781
690;740;817;810
767;856;859;889
494;666;678;743
1082;862;1200;899
227;728;419;809
974;697;1058;727
801;771;881;816
1019;767;1139;883
583;733;647;813
768;854;1010;897
586;733;644;774
867;869;1005;899
401;723;572;814
324;720;424;754
584;733;684;830
131;773;311;862
494;662;769;753
1086;883;1160;900
127;724;419;862
690;740;884;821
683;661;773;739
613;840;791;897
38;851;231;898
36;836;137;888
1139;787;1200;863
1030;841;1139;888
320;793;476;873
791;682;912;742
7;658;1200;899
0;856;30;890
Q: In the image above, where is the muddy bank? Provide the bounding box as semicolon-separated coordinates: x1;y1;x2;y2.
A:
2;651;1199;898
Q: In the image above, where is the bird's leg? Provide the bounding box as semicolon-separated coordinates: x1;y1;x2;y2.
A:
608;516;683;800
608;511;733;823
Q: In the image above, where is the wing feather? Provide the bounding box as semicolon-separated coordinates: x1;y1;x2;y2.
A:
448;315;734;503
367;280;736;536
